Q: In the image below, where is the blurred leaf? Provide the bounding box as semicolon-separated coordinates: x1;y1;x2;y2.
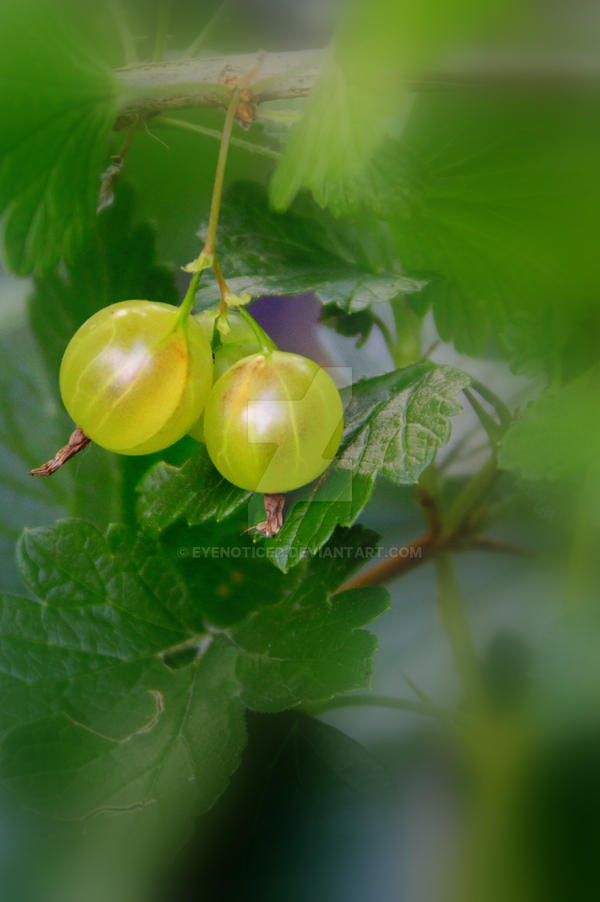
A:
320;303;375;347
194;182;423;312
531;612;600;733
269;0;505;213
0;0;120;273
0;326;71;592
0;188;181;590
3;519;386;821
499;368;600;482
293;715;388;793
29;185;178;379
0;323;123;593
387;93;600;363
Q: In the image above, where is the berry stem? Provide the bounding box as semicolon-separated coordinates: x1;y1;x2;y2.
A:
236;306;276;355
176;86;240;327
213;259;230;315
204;87;240;258
177;270;202;326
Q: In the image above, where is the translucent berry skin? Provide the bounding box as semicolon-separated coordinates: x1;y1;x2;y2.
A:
59;300;213;454
188;310;263;442
203;351;344;493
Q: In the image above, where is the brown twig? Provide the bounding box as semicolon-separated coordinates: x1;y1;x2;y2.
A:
30;428;90;477
341;475;536;590
471;536;537;557
113;49;600;130
341;529;535;591
341;533;436;590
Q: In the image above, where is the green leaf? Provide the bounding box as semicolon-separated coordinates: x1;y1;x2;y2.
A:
499;368;600;482
228;523;389;712
194;182;423;312
4;520;244;818
0;189;179;589
26;186;181;528
232;587;388;712
269;0;505;213
291;714;388;794
262;363;469;571
136;363;469;571
3;519;386;821
136;445;251;537
0;324;70;592
320;303;375;347
386;93;600;364
0;0;120;273
0;318;122;593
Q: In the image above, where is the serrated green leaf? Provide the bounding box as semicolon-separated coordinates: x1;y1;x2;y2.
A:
262;363;470;571
3;519;386;821
230;524;388;712
0;0;120;273
136;445;251;537
194;182;423;312
136;363;469;572
232;586;389;712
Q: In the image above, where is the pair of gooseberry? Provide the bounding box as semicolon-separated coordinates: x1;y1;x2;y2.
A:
59;300;344;494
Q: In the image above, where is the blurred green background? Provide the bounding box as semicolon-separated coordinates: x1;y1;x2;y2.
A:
1;1;600;901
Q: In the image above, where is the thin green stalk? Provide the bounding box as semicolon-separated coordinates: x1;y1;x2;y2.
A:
438;431;490;473
469;378;512;429
155;116;280;159
304;693;444;720
176;271;202;327
176;89;239;326
204;90;240;257
236;307;276;355
434;552;484;711
441;454;497;543
390;296;422;367
465;388;502;448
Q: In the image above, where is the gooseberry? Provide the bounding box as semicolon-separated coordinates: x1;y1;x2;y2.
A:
188;309;264;442
203;350;344;493
197;309;264;380
59;300;213;454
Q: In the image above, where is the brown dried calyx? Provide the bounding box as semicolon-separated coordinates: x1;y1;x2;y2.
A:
30;428;90;477
253;494;286;538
